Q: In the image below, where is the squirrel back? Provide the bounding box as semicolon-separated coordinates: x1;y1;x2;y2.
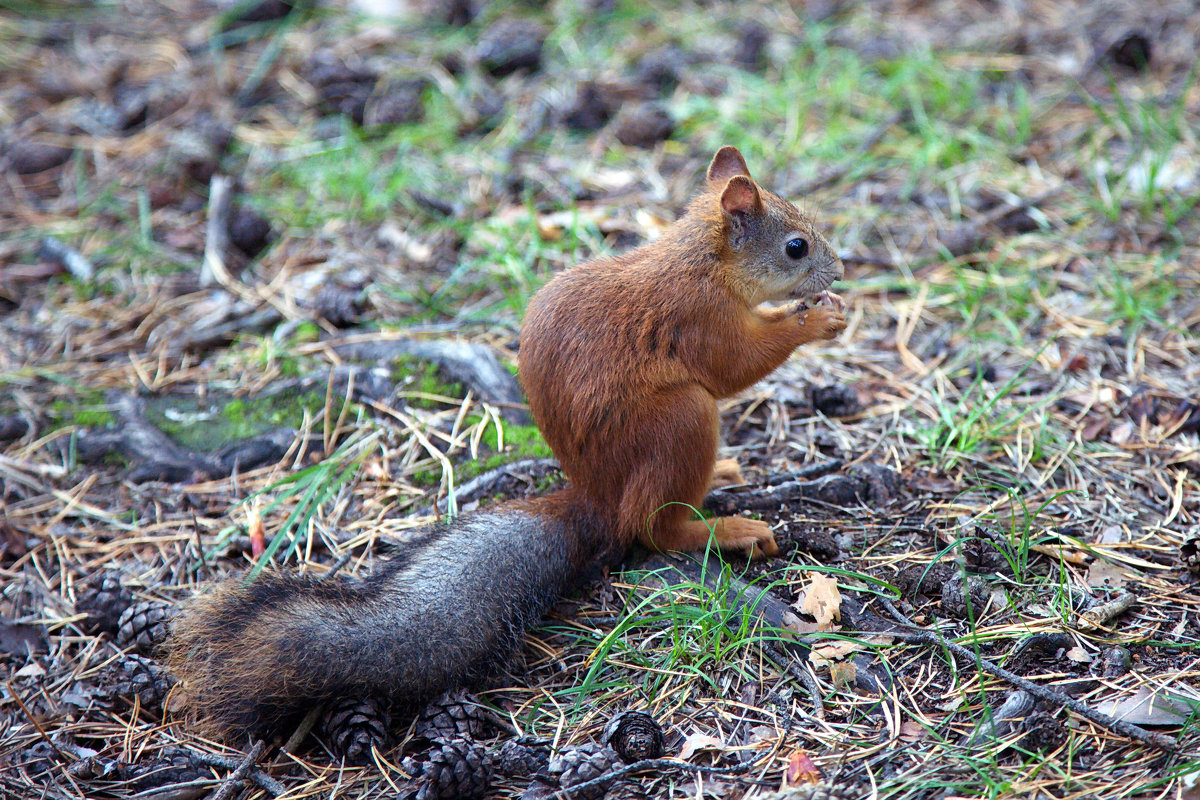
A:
169;492;615;737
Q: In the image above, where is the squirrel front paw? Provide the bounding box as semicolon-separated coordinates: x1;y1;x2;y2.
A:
797;303;847;341
715;517;779;560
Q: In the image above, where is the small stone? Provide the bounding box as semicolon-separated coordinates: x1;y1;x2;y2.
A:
635;45;689;94
1109;32;1151;71
364;79;426;127
475;19;546;77
733;21;770;71
562;82;616;132
614;102;673;148
810;384;860;417
1101;646;1132;678
227;207;273;258
7;140;73;175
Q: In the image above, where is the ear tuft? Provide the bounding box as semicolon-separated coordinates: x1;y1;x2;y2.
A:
707;146;752;188
719;175;762;216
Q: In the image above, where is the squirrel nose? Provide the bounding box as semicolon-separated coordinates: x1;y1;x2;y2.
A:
831;256;845;282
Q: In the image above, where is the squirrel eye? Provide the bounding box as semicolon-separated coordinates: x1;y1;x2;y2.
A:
785;237;808;260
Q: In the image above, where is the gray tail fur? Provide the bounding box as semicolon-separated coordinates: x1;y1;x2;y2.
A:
168;500;611;737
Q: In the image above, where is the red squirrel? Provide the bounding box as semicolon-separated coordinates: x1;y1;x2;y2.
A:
167;145;847;739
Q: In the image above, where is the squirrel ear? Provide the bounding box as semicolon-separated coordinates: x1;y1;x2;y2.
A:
707;146;752;188
719;175;762;216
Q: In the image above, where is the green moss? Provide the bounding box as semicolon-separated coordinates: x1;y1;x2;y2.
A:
392;355;464;409
48;392;114;428
140;389;347;452
457;416;553;481
219;389;341;440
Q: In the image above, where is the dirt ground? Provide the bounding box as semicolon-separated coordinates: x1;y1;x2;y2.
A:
1;0;1199;798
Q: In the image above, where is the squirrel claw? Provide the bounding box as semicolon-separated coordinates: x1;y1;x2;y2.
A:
813;290;846;312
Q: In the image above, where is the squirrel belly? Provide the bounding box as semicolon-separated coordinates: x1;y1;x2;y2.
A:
168;491;614;738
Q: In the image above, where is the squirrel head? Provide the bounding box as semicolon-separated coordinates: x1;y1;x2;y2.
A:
705;145;844;306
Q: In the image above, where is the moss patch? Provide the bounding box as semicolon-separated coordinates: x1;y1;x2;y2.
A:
48;391;115;429
143;389;347;452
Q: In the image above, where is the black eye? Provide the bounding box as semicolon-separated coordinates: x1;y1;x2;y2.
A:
785;237;808;259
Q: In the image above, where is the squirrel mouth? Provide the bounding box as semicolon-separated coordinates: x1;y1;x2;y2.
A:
791;265;838;303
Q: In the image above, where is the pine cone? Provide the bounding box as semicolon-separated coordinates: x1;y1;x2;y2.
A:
106;654;175;708
1017;710;1067;753
319;695;390;764
495;737;551;778
76;574;133;636
546;743;622;800
601;711;664;763
116;601;177;654
120;748;209;791
414;690;491;741
401;738;494;800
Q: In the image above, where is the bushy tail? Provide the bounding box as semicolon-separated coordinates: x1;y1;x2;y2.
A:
167;493;611;737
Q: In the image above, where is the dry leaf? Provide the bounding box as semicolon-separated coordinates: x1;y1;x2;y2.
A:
247;507;266;558
899;720;927;742
1109;421;1135;445
799;573;842;631
1085;558;1127;588
784;749;821;786
829;659;857;688
1065;646;1092;664
1094;687;1193;726
678;732;726;761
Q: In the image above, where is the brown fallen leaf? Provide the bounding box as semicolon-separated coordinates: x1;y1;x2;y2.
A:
1085;558;1127;589
829;659;857;688
677;732;726;761
799;573;842;631
785;749;821;786
899;719;926;742
247;506;266;558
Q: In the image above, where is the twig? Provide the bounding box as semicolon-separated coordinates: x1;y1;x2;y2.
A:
6;679;67;762
549;756;763;799
37;236;95;281
761;640;825;721
874;599;1177;752
281;706;323;756
207;739;267;800
762;459;844;486
200;175;234;289
426;457;559;515
1077;592;1136;631
194;750;285;796
334;336;530;424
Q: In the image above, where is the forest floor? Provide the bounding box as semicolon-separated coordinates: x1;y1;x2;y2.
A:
1;0;1199;798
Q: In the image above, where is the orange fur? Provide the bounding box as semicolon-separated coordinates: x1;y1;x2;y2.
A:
519;145;846;559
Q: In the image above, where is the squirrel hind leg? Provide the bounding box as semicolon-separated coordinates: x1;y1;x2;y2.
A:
709;458;745;490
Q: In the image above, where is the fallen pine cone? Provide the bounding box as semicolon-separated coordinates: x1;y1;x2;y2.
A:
117;601;177;654
400;737;494;800
319;695;390;764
